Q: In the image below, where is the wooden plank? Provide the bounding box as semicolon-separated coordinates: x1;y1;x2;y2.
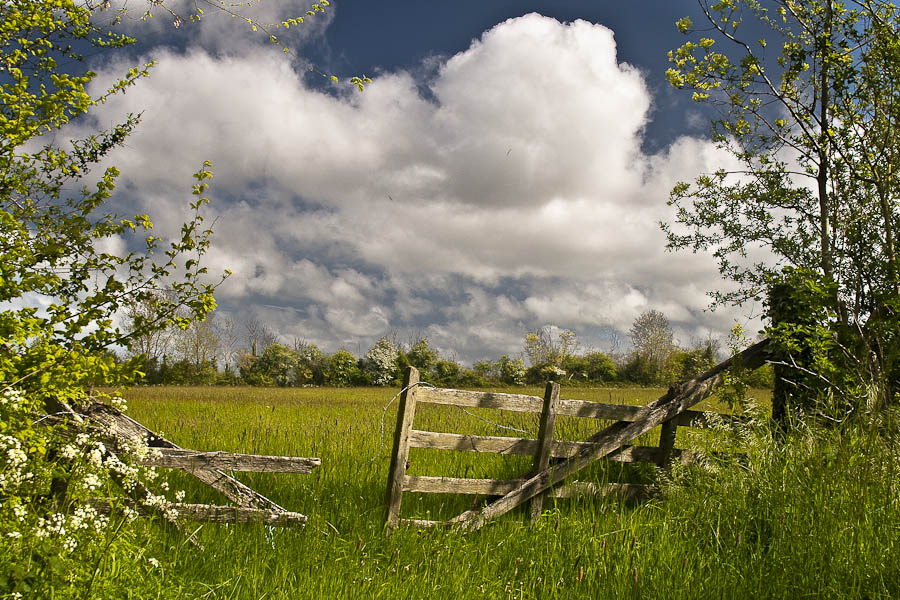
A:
385;367;420;532
84;402;289;513
530;381;560;520
409;430;537;454
140;449;320;473
408;430;674;463
416;388;741;429
557;401;744;428
400;518;447;528
417;387;544;412
93;500;307;526
455;339;771;531
657;418;678;467
404;476;648;501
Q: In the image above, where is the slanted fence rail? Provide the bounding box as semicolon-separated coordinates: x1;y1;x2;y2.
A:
384;360;755;531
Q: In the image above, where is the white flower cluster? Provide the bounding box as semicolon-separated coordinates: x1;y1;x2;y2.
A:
30;507;110;553
0;388;25;409
142;493;179;522
364;337;399;386
0;433;32;492
109;394;127;411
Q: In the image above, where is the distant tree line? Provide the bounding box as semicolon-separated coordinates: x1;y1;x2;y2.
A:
125;297;772;388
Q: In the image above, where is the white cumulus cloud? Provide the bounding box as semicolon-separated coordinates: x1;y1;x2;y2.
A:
70;13;756;362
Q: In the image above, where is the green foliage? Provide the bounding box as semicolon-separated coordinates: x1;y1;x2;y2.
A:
664;343;717;384
0;389;170;597
254;344;301;387
522;326;576;368
325;349;362;387
0;0;238;594
628;310;674;385
497;355;526;385
562;351;618;383
664;1;900;315
431;359;462;386
407;338;438;379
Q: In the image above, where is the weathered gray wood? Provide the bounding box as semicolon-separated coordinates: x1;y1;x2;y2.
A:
657;418;679;467
409;430;537;454
84;402;289;512
403;475;648;500
385;367;420;532
140;448;320;473
417;387;544;412
416;387;741;428
408;430;676;463
400;518;448;528
530;381;560;520
455;339;771;531
93;500;307;526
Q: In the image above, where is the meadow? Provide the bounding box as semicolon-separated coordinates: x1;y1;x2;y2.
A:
114;385;900;599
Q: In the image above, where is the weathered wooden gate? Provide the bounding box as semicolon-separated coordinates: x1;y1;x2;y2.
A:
385;339;769;532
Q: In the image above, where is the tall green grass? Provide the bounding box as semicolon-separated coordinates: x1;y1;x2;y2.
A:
117;386;900;599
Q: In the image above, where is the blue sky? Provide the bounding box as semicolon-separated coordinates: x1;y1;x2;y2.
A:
79;0;762;363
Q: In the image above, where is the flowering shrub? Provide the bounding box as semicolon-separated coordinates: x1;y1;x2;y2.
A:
0;388;181;597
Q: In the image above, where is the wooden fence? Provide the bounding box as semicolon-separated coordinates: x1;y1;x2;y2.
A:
49;400;320;529
384;346;765;531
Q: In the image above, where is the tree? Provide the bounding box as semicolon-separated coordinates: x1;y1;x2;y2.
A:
497;355;527;385
569;351;618;383
432;359;462;386
363;337;399;385
664;0;900;408
407;337;438;379
522;326;577;368
174;312;220;377
0;0;225;594
216;315;241;373
123;290;180;365
244;316;278;356
292;339;325;385
325;349;361;387
629;310;675;385
255;343;301;387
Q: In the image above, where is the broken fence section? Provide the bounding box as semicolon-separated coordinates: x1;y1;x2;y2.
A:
67;401;319;528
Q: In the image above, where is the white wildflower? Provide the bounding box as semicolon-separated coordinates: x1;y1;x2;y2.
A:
82;473;102;492
7;531;21;539
87;448;103;467
174;490;186;502
60;444;79;460
147;557;160;568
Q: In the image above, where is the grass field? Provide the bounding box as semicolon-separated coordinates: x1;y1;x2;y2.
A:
116;384;900;599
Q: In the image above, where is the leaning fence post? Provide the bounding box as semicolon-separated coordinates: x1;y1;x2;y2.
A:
529;380;560;521
657;418;678;467
385;366;420;533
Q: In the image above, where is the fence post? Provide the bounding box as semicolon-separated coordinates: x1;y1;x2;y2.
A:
385;366;420;533
657;418;678;467
529;380;560;521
